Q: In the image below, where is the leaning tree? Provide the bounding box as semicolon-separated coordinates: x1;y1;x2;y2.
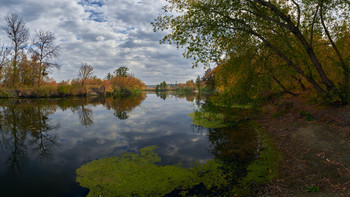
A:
153;0;350;102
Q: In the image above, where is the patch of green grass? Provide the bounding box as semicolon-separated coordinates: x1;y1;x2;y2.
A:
306;186;320;192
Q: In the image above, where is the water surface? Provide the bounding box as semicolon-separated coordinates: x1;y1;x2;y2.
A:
0;93;260;196
0;93;215;196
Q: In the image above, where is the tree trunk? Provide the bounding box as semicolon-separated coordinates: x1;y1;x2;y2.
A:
320;5;349;98
254;0;336;91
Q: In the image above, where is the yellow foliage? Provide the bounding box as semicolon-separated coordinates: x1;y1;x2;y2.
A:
110;75;146;90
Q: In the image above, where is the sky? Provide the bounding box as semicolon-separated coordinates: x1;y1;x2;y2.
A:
0;0;205;85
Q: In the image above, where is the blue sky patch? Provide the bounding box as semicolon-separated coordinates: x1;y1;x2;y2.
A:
86;10;107;22
117;27;136;34
78;0;105;7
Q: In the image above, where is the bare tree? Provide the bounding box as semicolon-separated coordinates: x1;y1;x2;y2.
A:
31;30;61;86
3;14;29;87
0;41;10;73
78;63;93;86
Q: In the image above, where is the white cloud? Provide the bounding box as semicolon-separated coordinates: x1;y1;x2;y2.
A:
0;0;205;84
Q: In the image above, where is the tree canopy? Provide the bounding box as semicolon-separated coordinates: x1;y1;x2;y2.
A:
1;14;61;88
153;0;350;103
114;66;129;77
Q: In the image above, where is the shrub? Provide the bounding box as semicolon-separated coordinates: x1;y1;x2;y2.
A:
58;84;71;96
0;89;13;98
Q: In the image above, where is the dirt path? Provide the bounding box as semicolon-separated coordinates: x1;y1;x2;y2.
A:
256;95;350;196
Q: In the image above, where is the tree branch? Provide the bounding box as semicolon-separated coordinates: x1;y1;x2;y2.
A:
253;0;335;91
310;5;319;46
320;5;348;72
222;23;327;94
320;4;349;92
290;0;301;28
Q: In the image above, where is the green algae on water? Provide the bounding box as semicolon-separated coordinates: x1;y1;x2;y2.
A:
76;146;228;197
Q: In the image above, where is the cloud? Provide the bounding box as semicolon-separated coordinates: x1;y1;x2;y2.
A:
0;0;205;84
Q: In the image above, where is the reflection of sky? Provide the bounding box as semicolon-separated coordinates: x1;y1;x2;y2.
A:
0;94;212;197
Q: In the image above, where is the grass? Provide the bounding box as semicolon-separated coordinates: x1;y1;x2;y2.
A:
306;186;320;192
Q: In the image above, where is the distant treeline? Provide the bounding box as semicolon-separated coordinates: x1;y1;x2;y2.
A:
0;14;146;98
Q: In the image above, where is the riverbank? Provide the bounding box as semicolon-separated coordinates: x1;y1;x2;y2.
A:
0;85;144;98
0;86;101;98
255;93;350;196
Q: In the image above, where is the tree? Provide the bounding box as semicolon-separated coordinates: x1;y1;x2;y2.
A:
0;41;10;80
114;66;129;77
153;0;350;102
106;72;112;81
18;52;36;86
202;68;216;90
31;30;61;86
185;80;195;88
196;75;201;91
78;64;94;86
3;14;29;87
160;81;168;91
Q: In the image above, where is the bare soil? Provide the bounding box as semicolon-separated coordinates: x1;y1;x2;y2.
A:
256;94;350;196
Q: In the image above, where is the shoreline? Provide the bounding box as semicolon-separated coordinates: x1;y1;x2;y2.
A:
0;86;145;98
254;94;350;196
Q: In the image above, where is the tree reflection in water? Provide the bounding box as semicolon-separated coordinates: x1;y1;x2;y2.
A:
72;104;94;127
191;123;258;191
0;95;147;175
156;91;168;100
104;94;146;120
190;97;259;188
155;91;200;103
0;100;59;175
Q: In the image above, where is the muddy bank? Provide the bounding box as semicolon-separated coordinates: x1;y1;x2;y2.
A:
256;95;350;196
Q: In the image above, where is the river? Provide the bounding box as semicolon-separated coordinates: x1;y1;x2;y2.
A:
0;93;259;196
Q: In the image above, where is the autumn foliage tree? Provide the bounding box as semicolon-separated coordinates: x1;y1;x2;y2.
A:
154;0;350;103
202;68;216;90
1;14;61;88
3;14;29;87
111;75;146;91
105;66;146;95
31;30;61;86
